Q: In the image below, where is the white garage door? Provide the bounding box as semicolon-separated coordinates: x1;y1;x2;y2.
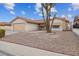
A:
13;23;26;31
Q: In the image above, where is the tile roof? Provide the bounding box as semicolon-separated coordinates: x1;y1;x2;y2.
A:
0;22;11;26
10;16;69;24
10;17;44;24
54;17;69;23
0;16;69;26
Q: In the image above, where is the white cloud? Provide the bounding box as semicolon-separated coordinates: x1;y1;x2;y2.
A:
35;3;56;17
4;3;16;15
10;11;15;15
50;16;53;19
61;15;65;17
51;7;57;13
35;3;42;13
68;14;72;18
36;3;41;8
35;7;41;13
72;3;79;10
21;11;26;15
68;8;72;11
38;13;42;16
35;3;43;17
4;3;15;10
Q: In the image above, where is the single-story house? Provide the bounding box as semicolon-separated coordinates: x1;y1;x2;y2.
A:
0;22;11;30
10;17;44;31
0;16;70;31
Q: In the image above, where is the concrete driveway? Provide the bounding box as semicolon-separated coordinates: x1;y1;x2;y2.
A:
5;31;18;36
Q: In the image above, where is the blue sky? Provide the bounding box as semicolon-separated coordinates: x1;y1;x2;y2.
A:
0;3;79;22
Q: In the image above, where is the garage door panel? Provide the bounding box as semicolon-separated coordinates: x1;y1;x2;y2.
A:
13;23;25;31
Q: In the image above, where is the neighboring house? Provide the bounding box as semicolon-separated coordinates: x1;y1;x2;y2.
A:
73;16;79;28
0;16;70;31
0;22;11;30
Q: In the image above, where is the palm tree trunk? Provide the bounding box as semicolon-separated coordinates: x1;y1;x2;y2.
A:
48;10;52;32
41;6;46;30
46;10;51;33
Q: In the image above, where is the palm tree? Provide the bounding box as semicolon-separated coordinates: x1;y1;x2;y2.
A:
41;3;55;33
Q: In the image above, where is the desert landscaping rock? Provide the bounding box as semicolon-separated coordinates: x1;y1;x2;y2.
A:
1;31;79;56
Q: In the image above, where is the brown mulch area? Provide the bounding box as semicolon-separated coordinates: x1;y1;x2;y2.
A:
0;31;79;56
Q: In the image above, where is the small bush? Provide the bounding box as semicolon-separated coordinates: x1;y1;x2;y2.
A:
0;29;5;38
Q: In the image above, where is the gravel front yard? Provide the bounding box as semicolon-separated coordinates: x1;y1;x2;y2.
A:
0;31;79;56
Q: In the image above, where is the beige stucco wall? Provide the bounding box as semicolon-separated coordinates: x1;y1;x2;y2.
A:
25;23;38;31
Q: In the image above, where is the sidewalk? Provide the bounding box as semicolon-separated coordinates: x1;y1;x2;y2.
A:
0;50;13;56
0;41;67;56
73;28;79;36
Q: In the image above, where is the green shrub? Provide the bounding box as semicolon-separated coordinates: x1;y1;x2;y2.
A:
0;29;5;38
